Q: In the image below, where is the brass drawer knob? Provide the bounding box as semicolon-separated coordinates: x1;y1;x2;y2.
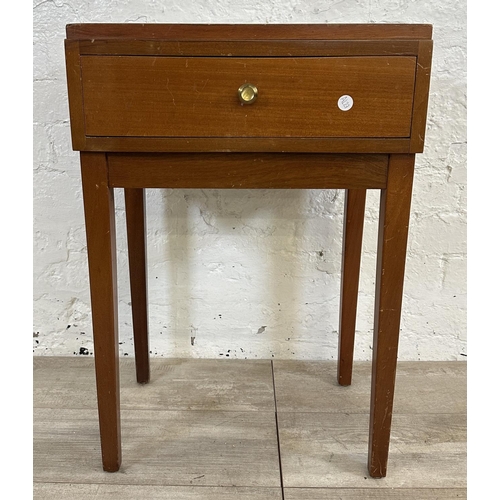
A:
238;83;258;104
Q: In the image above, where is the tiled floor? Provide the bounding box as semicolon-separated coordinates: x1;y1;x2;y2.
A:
33;357;466;499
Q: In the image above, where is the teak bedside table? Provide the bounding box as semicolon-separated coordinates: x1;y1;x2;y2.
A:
64;23;433;478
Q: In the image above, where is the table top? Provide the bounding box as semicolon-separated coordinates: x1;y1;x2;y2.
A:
66;23;433;41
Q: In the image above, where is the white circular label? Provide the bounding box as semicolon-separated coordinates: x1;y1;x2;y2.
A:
338;95;353;111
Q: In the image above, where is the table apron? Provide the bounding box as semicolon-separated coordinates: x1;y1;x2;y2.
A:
107;152;389;190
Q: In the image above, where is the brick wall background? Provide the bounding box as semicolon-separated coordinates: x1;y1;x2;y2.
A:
33;1;466;360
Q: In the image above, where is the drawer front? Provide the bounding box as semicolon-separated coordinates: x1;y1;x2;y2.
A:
81;56;416;139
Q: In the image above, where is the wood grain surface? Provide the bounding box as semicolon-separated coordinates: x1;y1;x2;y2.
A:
82;136;412;154
80;152;121;472
64;40;85;150
78;39;421;57
66;23;433;40
65;24;432;153
410;40;434;152
81;56;416;139
338;189;366;386
369;154;416;478
124;188;150;384
107;153;388;189
63;24;434;484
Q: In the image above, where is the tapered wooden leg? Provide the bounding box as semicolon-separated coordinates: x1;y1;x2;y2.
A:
337;189;366;386
124;188;150;384
80;152;121;472
368;154;415;478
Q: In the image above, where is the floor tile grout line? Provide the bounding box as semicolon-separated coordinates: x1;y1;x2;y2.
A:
271;360;285;500
33;406;467;416
33;406;278;413
32;481;467;490
34;481;284;489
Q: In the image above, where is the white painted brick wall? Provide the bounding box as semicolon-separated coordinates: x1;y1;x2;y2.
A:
33;1;467;361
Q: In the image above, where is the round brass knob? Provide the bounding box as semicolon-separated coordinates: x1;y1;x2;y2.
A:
238;83;258;104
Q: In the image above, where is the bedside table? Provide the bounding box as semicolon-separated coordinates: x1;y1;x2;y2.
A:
64;23;433;478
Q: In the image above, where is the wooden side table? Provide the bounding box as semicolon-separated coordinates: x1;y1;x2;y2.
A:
64;23;433;478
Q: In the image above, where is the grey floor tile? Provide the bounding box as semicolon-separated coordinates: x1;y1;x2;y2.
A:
273;360;466;414
34;357;275;411
278;411;466;488
34;407;280;487
34;357;467;493
34;484;282;500
283;487;467;499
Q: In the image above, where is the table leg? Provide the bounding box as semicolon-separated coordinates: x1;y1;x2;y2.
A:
368;153;415;478
80;152;121;472
337;189;366;386
125;188;150;384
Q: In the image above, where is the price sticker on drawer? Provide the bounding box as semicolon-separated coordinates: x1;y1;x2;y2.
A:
338;95;354;111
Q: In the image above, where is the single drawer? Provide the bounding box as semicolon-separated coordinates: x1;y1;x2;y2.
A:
81;56;416;139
